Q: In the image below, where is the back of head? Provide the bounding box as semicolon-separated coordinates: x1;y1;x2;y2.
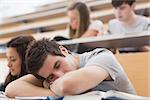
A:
68;2;90;38
26;38;64;75
112;0;136;8
7;35;35;76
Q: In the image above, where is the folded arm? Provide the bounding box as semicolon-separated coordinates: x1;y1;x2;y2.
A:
81;29;99;37
50;66;109;96
5;74;56;98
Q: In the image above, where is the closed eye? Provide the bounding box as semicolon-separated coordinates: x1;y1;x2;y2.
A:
11;59;16;62
54;61;60;69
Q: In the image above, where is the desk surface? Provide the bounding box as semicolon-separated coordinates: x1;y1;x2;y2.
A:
58;31;150;48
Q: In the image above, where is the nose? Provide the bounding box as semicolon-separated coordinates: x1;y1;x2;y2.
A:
7;61;12;68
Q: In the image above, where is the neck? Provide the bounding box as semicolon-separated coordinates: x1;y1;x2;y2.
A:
122;13;138;27
65;54;80;70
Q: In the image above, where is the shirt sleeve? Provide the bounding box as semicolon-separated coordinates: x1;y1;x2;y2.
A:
88;20;104;33
146;19;150;31
84;51;124;81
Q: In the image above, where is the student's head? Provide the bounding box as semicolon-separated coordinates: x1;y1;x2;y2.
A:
26;38;77;81
6;35;35;76
111;0;136;21
67;2;90;39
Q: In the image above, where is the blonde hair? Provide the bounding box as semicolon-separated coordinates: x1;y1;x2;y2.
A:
68;2;90;39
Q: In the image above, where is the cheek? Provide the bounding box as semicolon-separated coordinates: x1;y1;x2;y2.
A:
15;62;22;75
122;8;131;15
16;66;21;74
59;64;70;74
64;65;74;73
71;20;79;29
11;65;21;76
114;10;121;18
14;61;21;75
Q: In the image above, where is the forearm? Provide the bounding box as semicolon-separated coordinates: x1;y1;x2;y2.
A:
50;66;108;96
5;74;57;98
5;80;55;98
50;71;91;96
81;30;98;38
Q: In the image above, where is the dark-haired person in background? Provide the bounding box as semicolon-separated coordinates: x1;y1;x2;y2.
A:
107;0;150;52
5;38;135;98
0;35;35;91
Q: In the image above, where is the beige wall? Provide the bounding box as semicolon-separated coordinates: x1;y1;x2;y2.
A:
115;52;150;96
0;58;9;83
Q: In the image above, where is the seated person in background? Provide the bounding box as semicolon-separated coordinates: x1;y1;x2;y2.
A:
54;1;104;53
107;0;150;52
0;35;35;91
67;1;104;39
5;38;136;98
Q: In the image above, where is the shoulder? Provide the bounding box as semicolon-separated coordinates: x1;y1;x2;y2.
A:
79;48;107;61
88;20;104;32
80;48;112;60
108;19;119;26
91;20;103;26
108;19;121;30
137;16;150;30
138;15;150;23
83;48;118;66
139;15;150;20
107;19;121;34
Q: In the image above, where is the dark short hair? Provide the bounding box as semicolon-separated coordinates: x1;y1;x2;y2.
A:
7;35;35;76
26;38;64;75
112;0;136;8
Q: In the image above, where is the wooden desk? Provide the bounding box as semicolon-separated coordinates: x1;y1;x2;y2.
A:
0;0;147;26
0;0;111;26
0;2;149;36
115;52;150;96
58;31;150;48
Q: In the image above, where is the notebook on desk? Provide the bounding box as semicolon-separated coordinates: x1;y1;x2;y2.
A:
0;91;63;100
0;91;7;98
63;90;150;100
1;90;150;100
15;96;63;100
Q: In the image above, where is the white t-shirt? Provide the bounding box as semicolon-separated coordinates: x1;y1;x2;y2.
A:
80;48;136;94
107;16;150;35
88;20;104;33
107;16;150;52
66;20;104;38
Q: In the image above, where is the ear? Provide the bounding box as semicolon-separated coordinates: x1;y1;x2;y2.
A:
59;46;69;56
131;2;136;10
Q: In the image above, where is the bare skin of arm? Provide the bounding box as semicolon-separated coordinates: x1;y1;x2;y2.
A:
50;66;109;96
81;30;98;38
5;74;56;98
81;30;101;38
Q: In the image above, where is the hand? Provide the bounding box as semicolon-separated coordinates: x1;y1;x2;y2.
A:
43;80;52;89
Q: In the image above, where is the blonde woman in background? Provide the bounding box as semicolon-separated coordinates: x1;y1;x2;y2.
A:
53;2;104;53
67;1;104;39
